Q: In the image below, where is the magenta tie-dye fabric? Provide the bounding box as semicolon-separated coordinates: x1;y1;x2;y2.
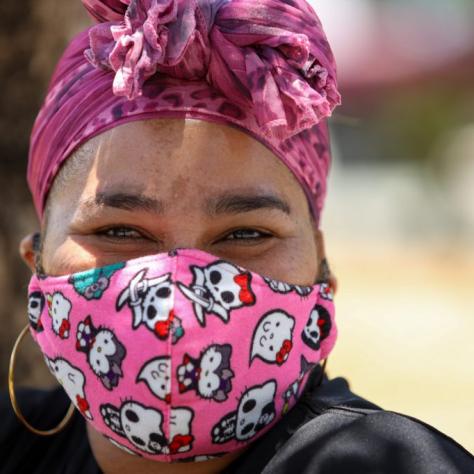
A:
28;0;341;222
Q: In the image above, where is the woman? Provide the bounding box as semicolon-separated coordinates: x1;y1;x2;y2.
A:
2;0;473;473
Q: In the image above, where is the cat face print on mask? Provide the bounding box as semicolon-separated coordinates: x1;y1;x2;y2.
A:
177;344;234;402
46;292;71;339
27;249;336;461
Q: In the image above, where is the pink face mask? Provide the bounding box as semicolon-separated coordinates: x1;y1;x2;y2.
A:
27;248;337;462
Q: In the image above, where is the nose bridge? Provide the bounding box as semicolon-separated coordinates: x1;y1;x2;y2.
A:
166;240;200;255
158;211;209;255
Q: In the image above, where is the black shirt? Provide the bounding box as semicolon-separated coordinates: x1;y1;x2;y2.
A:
1;369;473;473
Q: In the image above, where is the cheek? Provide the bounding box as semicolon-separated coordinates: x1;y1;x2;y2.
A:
42;238;99;276
252;230;319;286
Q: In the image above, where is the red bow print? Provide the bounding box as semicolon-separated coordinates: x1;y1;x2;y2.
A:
168;434;194;454
75;335;96;351
276;339;292;365
76;394;90;414
154;310;175;339
84;315;93;327
322;285;332;298
59;319;70;338
233;273;255;305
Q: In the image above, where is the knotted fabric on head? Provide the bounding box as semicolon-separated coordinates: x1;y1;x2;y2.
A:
28;0;341;223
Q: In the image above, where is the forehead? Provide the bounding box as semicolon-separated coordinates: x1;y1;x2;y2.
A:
97;119;294;184
53;118;309;215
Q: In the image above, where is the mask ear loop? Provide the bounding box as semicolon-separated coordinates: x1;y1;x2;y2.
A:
315;358;328;388
314;257;331;285
314;258;332;387
32;232;46;277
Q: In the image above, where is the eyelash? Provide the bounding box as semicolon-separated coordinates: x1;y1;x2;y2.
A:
98;227;146;241
97;226;272;242
223;229;271;241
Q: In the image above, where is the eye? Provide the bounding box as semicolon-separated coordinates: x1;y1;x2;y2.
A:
97;226;145;241
156;287;171;298
242;399;256;413
223;229;272;241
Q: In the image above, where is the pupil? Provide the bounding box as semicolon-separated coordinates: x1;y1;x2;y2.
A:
157;287;171;298
210;271;221;285
221;291;234;303
125;409;139;423
242;399;256;413
147;306;157;320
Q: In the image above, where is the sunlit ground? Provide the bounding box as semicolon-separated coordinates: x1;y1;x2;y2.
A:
325;238;474;453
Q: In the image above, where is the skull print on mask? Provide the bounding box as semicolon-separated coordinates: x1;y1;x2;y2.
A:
28;248;336;461
28;290;45;332
301;304;333;350
101;402;194;455
177;261;256;326
117;271;184;343
212;380;277;443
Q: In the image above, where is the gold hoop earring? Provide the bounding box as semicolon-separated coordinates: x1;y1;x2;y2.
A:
8;324;75;436
315;358;328;388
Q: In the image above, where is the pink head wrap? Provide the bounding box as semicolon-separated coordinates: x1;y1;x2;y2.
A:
28;0;341;223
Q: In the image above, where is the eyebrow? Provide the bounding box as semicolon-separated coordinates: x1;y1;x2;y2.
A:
78;190;291;216
80;192;164;213
207;193;291;216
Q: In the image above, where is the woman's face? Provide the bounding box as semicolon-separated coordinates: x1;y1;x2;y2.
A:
36;118;323;285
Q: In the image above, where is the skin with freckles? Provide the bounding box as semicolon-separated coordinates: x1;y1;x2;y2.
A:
19;118;336;474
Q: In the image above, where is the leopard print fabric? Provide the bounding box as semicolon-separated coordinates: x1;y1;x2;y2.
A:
28;0;341;223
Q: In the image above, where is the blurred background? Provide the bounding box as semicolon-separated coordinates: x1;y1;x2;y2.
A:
315;0;474;453
0;0;473;452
